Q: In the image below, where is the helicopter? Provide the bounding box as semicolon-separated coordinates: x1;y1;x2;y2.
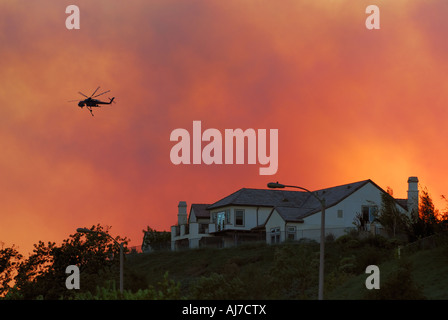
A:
69;87;115;116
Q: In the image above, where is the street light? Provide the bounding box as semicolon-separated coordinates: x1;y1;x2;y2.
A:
267;181;326;300
76;228;124;294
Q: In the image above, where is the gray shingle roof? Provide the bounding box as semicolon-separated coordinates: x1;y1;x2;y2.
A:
203;179;409;223
207;188;310;209
207;180;374;222
190;203;211;219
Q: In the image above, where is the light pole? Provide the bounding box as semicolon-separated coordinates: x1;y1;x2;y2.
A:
267;182;326;300
76;227;124;294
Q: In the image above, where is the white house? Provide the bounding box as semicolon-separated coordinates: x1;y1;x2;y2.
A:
170;177;419;250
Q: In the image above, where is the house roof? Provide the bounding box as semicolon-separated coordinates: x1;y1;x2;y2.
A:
190;203;211;219
395;198;408;211
270;180;373;222
207;188;306;209
203;179;408;223
207;180;371;210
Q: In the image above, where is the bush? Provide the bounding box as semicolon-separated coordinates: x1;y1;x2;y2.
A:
72;272;182;300
335;234;359;248
189;273;246;300
268;244;319;299
360;235;392;249
338;255;357;274
364;260;426;300
354;246;391;273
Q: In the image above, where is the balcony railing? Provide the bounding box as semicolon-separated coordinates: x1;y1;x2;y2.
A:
199;223;208;234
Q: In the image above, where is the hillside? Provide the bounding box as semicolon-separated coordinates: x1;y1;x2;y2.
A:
327;245;448;299
122;234;448;299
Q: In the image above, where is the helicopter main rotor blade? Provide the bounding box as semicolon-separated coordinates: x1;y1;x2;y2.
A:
91;86;100;97
68;99;79;102
78;92;89;98
93;90;110;98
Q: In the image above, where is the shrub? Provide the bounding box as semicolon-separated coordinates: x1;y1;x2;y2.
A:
338;255;357;274
354;246;390;273
364;260;426;300
268;244;319;299
72;271;182;300
360;235;391;249
189;273;246;300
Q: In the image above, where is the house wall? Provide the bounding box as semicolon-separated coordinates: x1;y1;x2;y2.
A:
171;221;212;250
172;181;412;249
303;182;407;229
209;206;272;231
264;210;287;243
189;210;209;224
172;205;272;250
265;182;408;243
189;210;197;223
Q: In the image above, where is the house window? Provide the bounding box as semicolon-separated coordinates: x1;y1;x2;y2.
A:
287;226;296;241
216;210;230;231
270;227;280;244
235;209;244;226
337;210;343;218
217;211;225;231
362;205;378;223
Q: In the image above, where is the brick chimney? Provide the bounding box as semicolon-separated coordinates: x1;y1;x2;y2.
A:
178;201;188;225
407;177;419;216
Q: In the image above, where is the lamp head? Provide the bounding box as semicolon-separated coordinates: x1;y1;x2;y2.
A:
267;182;285;189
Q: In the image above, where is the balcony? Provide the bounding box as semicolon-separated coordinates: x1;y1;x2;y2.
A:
198;223;209;234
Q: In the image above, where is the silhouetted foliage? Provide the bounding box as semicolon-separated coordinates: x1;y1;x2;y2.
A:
0;244;22;296
189;273;246;300
72;272;182;300
10;224;128;299
364;259;426;300
377;188;409;237
141;226;171;252
353;212;369;232
268;243;319;299
408;188;445;240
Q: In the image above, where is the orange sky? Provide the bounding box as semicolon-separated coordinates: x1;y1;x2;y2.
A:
1;0;448;254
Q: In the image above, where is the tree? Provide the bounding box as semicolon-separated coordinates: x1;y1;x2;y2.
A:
353;212;369;232
409;188;442;239
0;244;22;296
377;188;409;237
141;226;171;252
13;224;128;299
439;195;448;230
